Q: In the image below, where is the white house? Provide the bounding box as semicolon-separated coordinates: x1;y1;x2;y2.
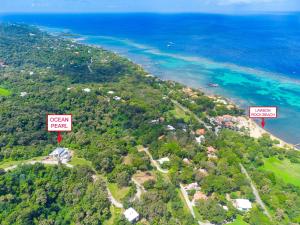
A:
233;199;252;211
150;119;159;124
113;96;121;101
49;148;71;163
20;92;28;97
83;88;91;93
195;135;205;144
167;125;176;131
123;207;139;223
157;157;170;165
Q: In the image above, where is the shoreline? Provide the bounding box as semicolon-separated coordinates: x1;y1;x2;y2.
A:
206;93;296;149
53;28;296;150
240;117;295;149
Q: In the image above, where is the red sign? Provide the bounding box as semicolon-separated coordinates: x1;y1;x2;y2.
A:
249;106;277;128
47;114;72;132
47;114;72;143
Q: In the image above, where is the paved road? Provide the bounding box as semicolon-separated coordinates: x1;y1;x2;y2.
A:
239;163;272;219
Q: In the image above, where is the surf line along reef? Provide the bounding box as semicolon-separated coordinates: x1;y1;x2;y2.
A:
0;23;299;225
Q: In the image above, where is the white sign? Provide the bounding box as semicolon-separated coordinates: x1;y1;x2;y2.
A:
249;107;277;118
47;114;72;132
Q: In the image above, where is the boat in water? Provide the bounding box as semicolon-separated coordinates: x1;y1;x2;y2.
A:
208;83;219;87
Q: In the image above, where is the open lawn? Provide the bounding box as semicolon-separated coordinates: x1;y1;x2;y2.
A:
103;206;122;225
0;156;46;169
261;157;300;187
169;105;190;122
227;215;249;225
108;183;130;202
0;87;11;96
69;156;93;168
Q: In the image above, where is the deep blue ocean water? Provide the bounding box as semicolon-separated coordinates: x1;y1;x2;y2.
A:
1;13;300;144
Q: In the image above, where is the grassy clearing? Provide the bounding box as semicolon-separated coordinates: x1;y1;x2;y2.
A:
103;206;122;225
261;157;300;187
227;215;249;225
0;87;11;96
107;183;130;202
69;156;93;167
0;156;46;169
169;105;190;122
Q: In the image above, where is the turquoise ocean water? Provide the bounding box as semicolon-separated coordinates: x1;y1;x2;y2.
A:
1;13;300;144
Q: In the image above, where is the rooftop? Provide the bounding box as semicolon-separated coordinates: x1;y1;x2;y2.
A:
83;88;91;93
124;207;139;223
234;199;252;211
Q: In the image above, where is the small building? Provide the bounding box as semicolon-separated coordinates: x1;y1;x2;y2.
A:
207;146;217;154
167;125;176;131
208;153;218;160
107;91;115;94
20;92;28;97
215;99;228;105
83;88;91;93
196;129;206;136
157;157;170;165
0;60;6;68
207;146;218;159
113;96;121;101
150;119;159;124
49;148;71;163
198;168;208;177
233;199;252;211
145;74;154;77
124;207;139;223
195;135;205;144
192;191;208;204
224;121;234;128
184;182;199;191
222;205;229;211
183;158;191;165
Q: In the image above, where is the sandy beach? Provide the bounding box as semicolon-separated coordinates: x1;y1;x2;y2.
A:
238;116;295;149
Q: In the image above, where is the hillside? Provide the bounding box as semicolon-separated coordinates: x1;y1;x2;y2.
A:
0;23;299;225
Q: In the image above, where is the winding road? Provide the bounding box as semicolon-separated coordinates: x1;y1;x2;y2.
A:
107;187;124;208
131;177;146;201
138;146;169;174
3;159;125;210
